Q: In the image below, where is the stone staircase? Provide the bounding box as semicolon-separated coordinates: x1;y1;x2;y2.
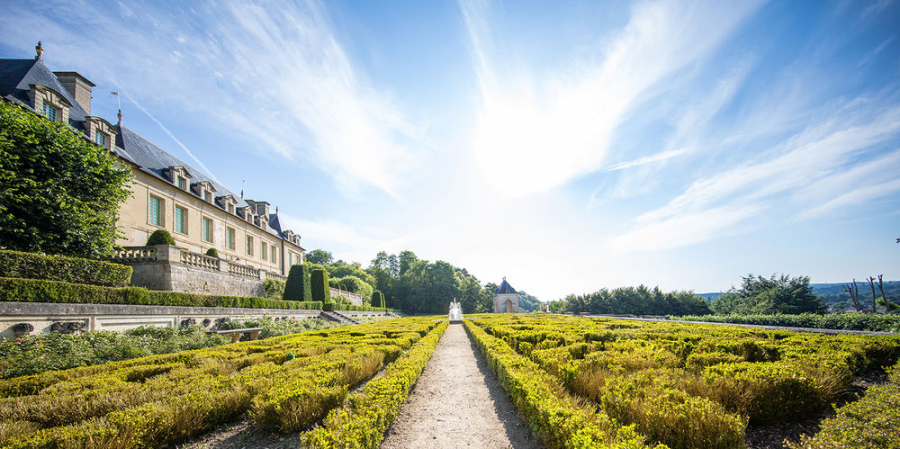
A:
320;310;359;325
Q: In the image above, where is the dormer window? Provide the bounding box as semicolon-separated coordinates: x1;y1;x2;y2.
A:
30;84;71;124
227;204;235;214
94;132;107;147
85;117;117;150
191;181;216;203
165;166;192;191
42;103;59;121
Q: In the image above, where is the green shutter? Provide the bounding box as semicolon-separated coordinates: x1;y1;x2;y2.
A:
148;197;161;226
174;207;185;234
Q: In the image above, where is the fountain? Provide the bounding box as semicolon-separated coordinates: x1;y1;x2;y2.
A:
448;299;463;323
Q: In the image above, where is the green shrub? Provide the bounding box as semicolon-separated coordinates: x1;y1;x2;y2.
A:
789;364;900;448
703;362;828;423
0;250;132;287
311;268;331;304
0;277;323;311
146;230;175;246
262;279;285;300
330;275;375;304
676;313;900;333
205;248;219;258
303;321;448;447
283;264;311;302
372;291;385;308
464;320;651;448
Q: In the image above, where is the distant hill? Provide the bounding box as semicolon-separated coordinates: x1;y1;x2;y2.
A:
699;281;900;309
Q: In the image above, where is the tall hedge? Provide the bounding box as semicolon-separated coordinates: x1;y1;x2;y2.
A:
0;101;132;258
311;268;331;310
0;249;132;287
372;291;385;308
283;264;311;302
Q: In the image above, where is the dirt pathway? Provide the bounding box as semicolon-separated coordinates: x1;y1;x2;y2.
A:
381;323;542;449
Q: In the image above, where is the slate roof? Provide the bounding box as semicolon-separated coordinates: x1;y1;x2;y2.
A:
496;278;517;294
115;125;292;242
0;58;88;130
1;55;300;248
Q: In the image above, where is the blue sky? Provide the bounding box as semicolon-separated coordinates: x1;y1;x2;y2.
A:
2;0;899;300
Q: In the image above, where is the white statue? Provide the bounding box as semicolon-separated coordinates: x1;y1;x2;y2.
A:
448;298;463;322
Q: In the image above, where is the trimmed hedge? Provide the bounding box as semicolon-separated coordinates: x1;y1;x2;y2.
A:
372;291;385;308
790;363;900;448
311;268;331;304
0;250;132;287
283;264;311;302
146;230;174;246
676;313;900;333
464;320;651;448
304;320;448;447
205;248;219;258
0;277;322;310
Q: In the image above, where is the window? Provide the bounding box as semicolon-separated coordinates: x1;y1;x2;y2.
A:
201;217;213;243
271;245;276;263
177;177;187;190
148;196;162;226
204;191;212;203
174;205;187;234
288;252;292;265
261;242;267;260
227;204;234;214
42;103;58;121
95;132;107;148
246;236;253;256
226;228;235;250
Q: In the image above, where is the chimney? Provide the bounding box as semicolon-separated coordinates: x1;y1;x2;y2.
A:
53;72;95;115
245;199;270;219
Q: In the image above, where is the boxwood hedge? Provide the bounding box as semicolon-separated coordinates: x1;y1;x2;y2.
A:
0;277;322;310
0;250;132;287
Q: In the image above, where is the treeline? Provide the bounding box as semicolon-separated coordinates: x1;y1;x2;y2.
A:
547;285;711;316
305;249;504;314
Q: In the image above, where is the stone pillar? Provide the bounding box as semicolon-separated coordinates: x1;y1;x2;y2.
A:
155;244;178;262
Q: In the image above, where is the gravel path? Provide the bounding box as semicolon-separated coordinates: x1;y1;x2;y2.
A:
381;323;542;449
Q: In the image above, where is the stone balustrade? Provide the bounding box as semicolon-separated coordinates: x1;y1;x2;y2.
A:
330;287;363;306
112;246;157;261
229;263;260;279
109;245;290;296
180;250;220;271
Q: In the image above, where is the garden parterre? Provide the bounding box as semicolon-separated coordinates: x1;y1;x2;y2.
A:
0;317;444;448
466;314;900;449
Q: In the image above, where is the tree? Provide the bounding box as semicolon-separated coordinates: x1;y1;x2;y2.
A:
330;275;374;304
327;261;376;287
305;249;333;265
517;291;542;312
844;280;863;312
711;274;825;315
367;251;398;307
0;101;131;258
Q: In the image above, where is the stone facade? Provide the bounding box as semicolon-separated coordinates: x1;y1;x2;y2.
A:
0;47;307;282
493;277;520;313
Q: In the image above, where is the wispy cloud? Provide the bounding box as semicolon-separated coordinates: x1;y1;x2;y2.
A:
123;92;220;184
1;1;418;197
610;104;900;252
459;0;765;197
